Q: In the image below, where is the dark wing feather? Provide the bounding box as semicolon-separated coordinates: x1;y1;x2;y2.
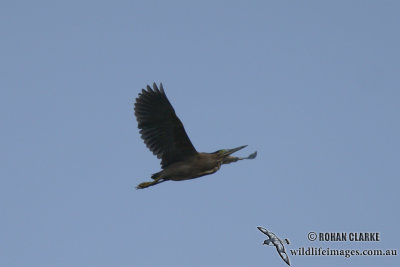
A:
134;83;197;168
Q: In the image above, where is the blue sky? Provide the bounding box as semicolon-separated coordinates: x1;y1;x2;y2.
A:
1;1;399;266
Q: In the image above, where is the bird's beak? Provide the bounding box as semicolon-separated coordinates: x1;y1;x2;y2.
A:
223;145;247;156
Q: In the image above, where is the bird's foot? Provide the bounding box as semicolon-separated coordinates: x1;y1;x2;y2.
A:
136;181;155;189
237;151;257;160
246;151;257;159
136;178;166;189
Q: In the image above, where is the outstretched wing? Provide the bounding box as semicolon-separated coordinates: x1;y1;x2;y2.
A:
257;227;274;239
134;83;197;168
276;246;291;266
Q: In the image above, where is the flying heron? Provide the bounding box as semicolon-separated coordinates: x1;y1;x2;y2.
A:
134;83;257;189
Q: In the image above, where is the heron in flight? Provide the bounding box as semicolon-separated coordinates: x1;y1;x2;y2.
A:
134;83;257;189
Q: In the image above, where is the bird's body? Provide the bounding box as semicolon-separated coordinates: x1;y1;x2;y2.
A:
257;227;291;266
134;83;256;189
154;153;222;181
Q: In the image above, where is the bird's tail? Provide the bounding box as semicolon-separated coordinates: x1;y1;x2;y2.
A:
151;171;162;180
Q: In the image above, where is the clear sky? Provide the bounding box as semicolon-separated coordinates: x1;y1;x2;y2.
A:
1;1;399;266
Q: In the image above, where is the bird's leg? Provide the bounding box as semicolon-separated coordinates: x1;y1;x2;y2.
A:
136;178;166;189
222;151;257;164
222;156;240;164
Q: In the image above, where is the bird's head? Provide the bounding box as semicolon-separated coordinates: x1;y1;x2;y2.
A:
213;145;247;163
263;239;273;245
